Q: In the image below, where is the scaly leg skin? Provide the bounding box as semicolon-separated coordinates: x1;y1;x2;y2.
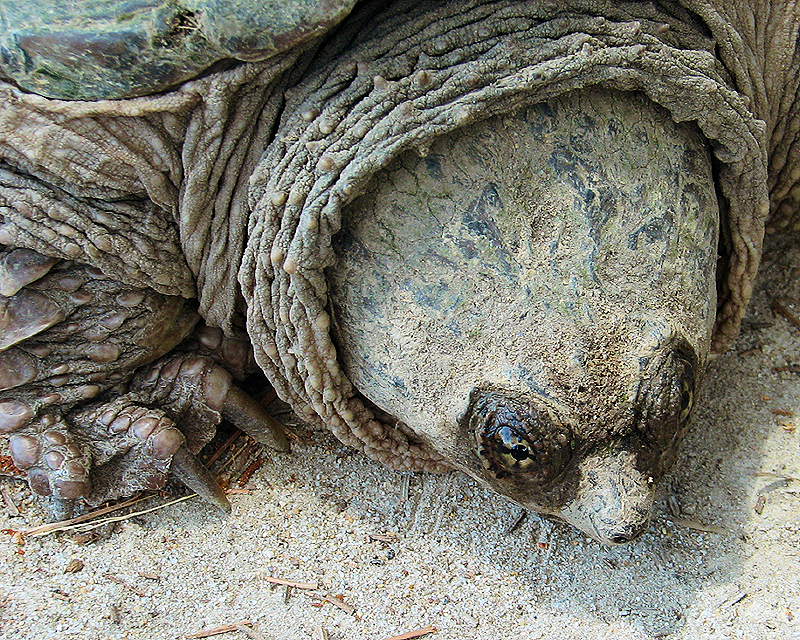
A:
0;248;287;518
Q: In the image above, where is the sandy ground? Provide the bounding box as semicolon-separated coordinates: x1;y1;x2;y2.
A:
1;232;799;640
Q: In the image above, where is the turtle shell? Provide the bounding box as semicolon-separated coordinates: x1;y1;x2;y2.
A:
0;0;356;99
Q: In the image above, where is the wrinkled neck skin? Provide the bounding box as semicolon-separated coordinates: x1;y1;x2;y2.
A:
682;0;800;231
329;88;719;545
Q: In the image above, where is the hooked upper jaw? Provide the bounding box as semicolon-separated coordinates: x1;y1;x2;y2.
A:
558;450;656;545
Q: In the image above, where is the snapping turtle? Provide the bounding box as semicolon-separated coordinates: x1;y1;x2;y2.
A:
0;0;788;544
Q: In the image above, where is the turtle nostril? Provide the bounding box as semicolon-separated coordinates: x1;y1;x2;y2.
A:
608;522;648;545
550;449;657;545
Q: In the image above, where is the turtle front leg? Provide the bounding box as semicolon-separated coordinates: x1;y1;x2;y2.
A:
1;249;287;516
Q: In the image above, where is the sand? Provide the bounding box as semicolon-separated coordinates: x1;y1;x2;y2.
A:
0;232;798;640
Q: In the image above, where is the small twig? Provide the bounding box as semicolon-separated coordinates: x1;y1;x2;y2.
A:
103;573;147;597
381;626;437;640
737;347;761;357
400;475;410;502
313;627;329;640
369;533;398;543
185;621;254;638
755;471;800;482
24;494;197;537
670;517;729;535
505;509;528;534
229;442;259;482
51;588;71;601
217;441;252;476
262;576;318;590
759;478;791;493
22;494;153;537
234;623;267;640
238;457;264;487
722;591;747;609
772;364;800;374
306;593;357;616
323;594;355;615
772;297;800;331
205;431;243;468
0;455;22;476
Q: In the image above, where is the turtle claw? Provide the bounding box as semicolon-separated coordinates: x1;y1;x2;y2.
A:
129;354;289;454
222;385;290;453
169;445;231;514
61;354;282;508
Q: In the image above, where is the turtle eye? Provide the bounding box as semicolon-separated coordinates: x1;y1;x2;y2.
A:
490;425;540;472
637;346;696;446
678;376;693;423
469;390;571;483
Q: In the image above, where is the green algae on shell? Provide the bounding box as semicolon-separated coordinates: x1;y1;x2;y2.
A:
0;0;356;99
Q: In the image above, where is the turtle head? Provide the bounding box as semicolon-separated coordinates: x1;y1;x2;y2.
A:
329;87;718;544
464;334;698;544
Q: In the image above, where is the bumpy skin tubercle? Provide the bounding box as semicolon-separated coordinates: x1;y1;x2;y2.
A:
242;0;767;488
0;256;199;427
0;27;303;514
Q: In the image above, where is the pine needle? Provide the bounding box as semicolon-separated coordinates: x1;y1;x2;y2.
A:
23;494;198;538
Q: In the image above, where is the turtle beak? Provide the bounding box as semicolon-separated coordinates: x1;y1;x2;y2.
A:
557;448;655;545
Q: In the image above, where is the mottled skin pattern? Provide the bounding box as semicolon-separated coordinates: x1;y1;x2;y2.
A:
0;0;797;543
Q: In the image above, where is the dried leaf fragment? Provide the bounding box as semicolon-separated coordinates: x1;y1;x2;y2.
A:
64;558;84;573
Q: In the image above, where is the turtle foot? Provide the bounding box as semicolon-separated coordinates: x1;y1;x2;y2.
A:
0;251;286;514
7;353;288;513
8;411;92;500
